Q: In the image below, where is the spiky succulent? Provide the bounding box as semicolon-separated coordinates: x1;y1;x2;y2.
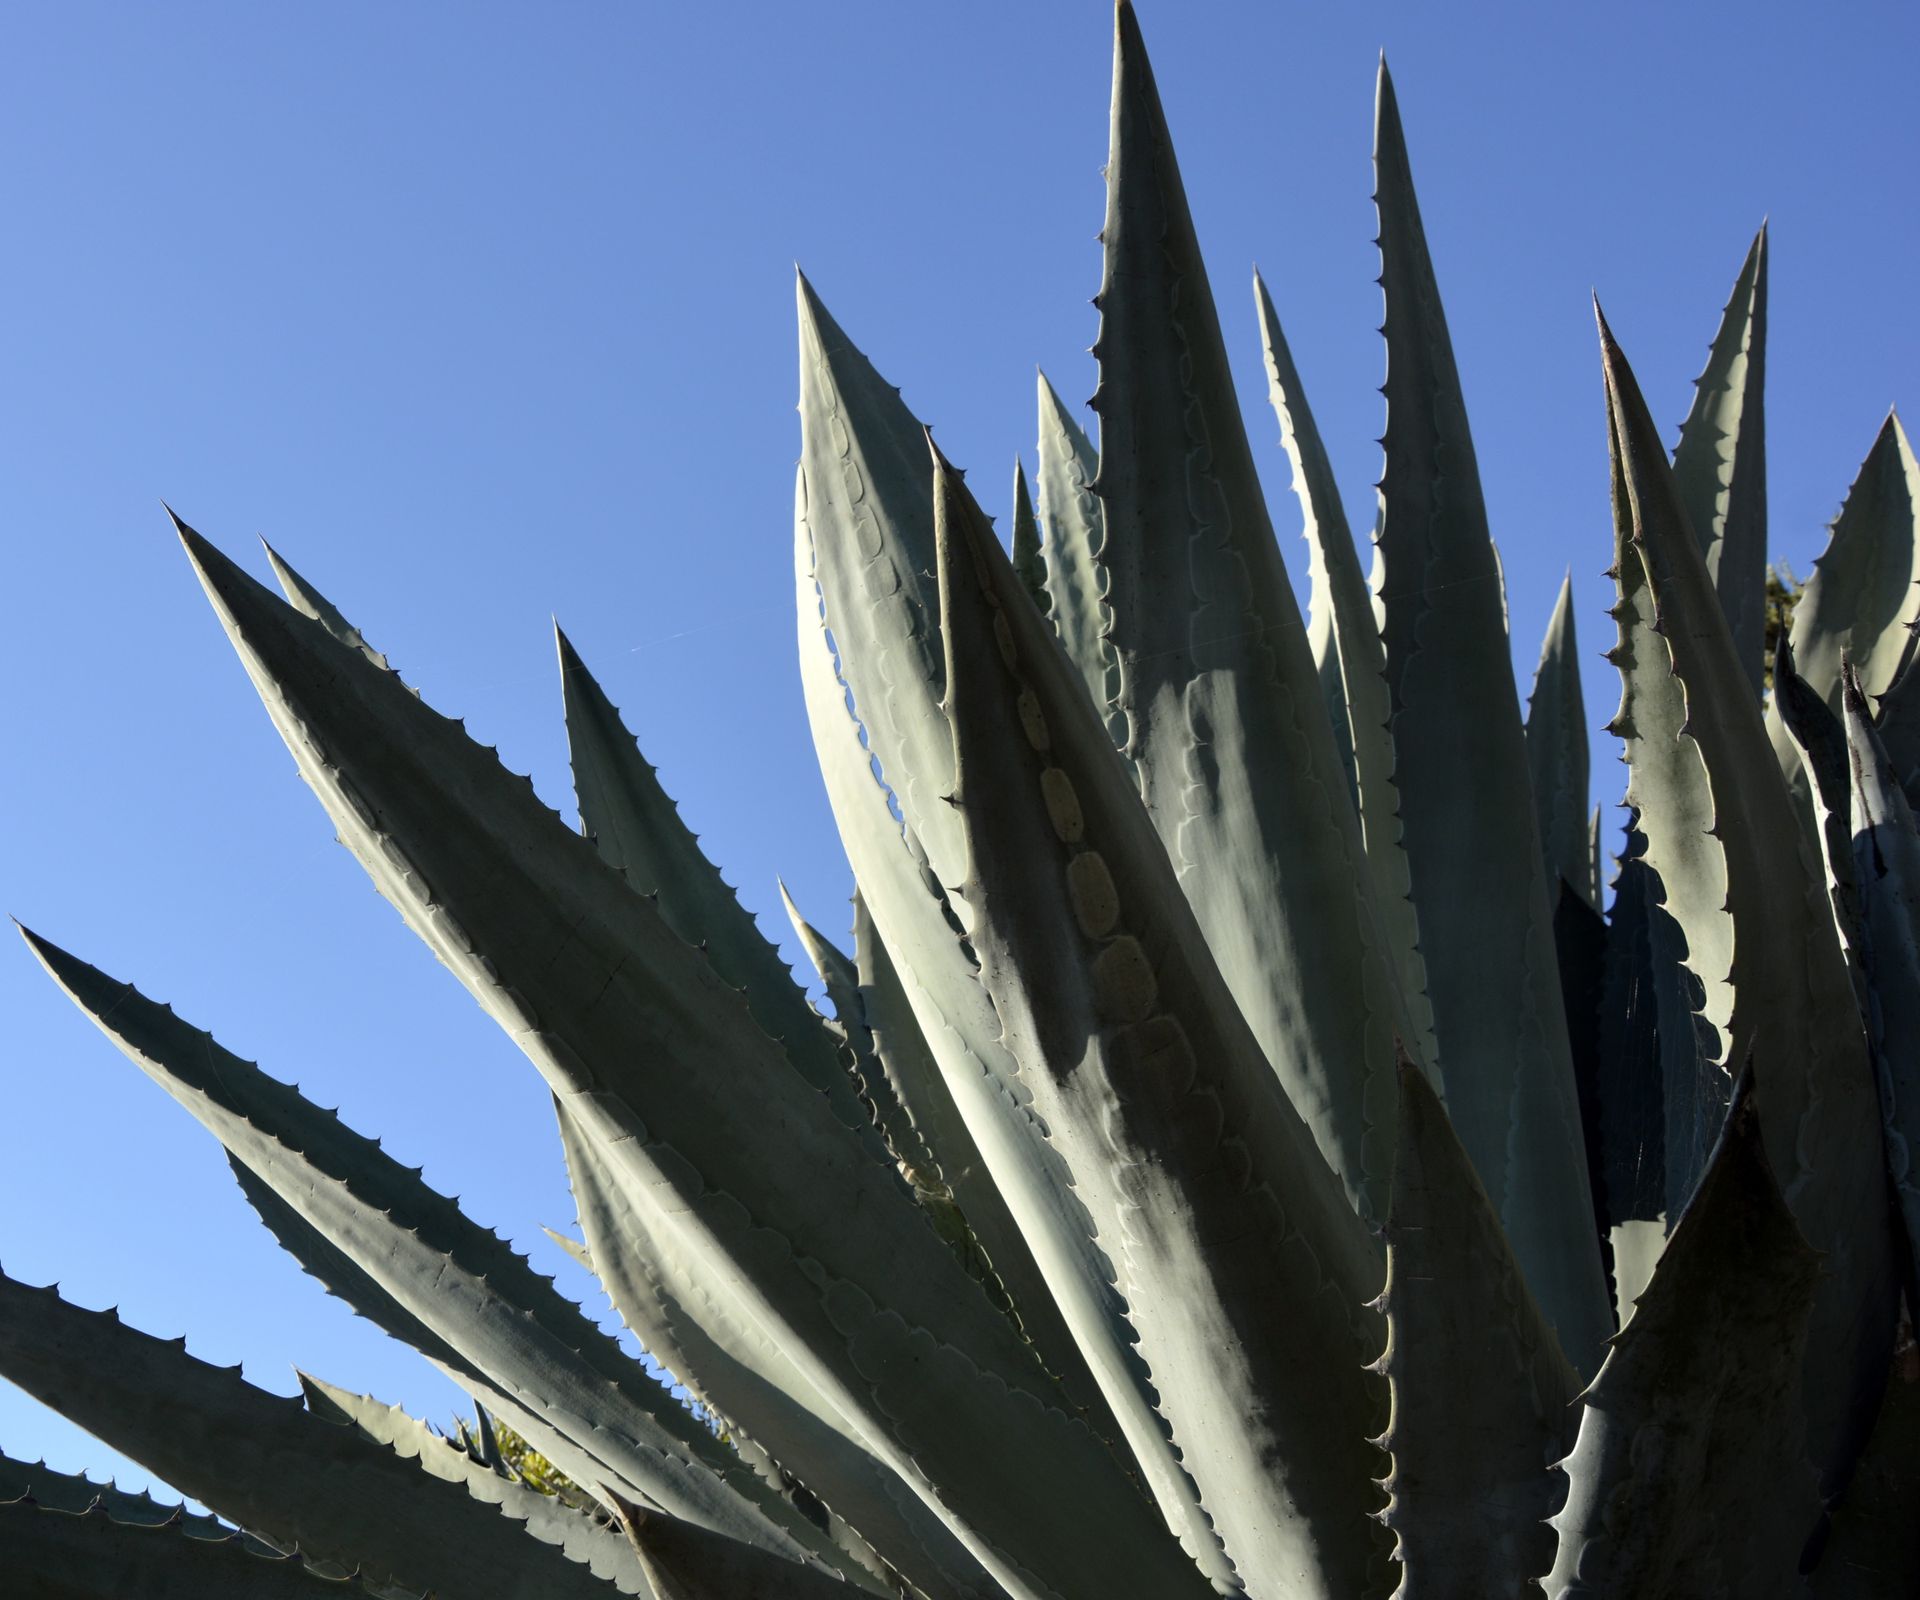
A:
6;5;1918;1599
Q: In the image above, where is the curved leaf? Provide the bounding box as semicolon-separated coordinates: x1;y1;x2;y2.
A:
1545;1082;1824;1600
21;926;827;1573
556;625;890;1168
0;1452;262;1549
784;889;918;1186
0;1271;620;1600
796;291;1238;1584
296;1376;651;1595
845;892;1070;1345
782;887;1020;1351
1254;277;1357;815
1033;370;1115;729
1254;269;1437;1068
793;268;960;881
1092;0;1408;1230
1670;223;1768;694
177;519;1214;1600
1589;824;1682;1318
1374;59;1610;1372
0;1496;382;1600
1769;412;1920;793
263;541;397;675
1597;309;1898;1490
1377;1058;1579;1597
937;443;1391;1598
778;884;930;1196
551;1093;997;1600
1603;352;1735;1229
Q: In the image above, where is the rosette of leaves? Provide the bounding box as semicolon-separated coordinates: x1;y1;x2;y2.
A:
8;4;1917;1599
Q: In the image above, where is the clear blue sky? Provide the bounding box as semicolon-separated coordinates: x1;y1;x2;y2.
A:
3;0;1915;1499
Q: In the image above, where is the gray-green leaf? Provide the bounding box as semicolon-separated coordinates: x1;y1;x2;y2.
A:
1670;223;1768;695
0;1271;621;1600
1545;1081;1823;1599
1374;58;1609;1373
937;440;1391;1599
1378;1057;1579;1597
1597;308;1898;1491
177;517;1215;1600
1092;0;1409;1232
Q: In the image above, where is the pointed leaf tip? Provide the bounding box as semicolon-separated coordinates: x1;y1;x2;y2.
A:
173;517;275;620
552;619;584;673
1373;53;1400;129
18;926;131;1026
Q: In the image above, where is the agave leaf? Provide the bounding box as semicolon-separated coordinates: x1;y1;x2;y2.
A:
1373;59;1610;1372
1552;882;1612;1284
1874;635;1920;808
1843;670;1920;1296
1033;370;1117;728
1093;0;1408;1231
1792;409;1920;703
844;890;965;1193
1544;1080;1824;1600
0;1495;390;1600
0;1451;267;1549
843;893;1074;1351
0;1271;621;1599
1308;592;1359;816
179;520;1215;1600
1377;1056;1580;1597
782;889;853;1029
550;1092;995;1600
777;884;920;1187
1253;277;1356;815
1602;356;1736;1228
296;1375;651;1595
547;1092;718;1419
1008;459;1050;618
782;885;1018;1347
1589;803;1605;907
1775;636;1866;977
1670;224;1768;693
546;1226;596;1275
797;296;1240;1586
1768;412;1920;795
936;442;1391;1598
793;267;961;882
1254;269;1437;1068
1528;574;1595;907
780;886;915;1177
1588;824;1680;1319
0;1449;358;1591
262;540;399;676
1812;1325;1920;1598
20;927;833;1574
1597;309;1898;1490
556;625;890;1169
605;1490;862;1600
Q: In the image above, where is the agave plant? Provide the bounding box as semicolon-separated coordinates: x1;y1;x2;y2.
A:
6;4;1918;1598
